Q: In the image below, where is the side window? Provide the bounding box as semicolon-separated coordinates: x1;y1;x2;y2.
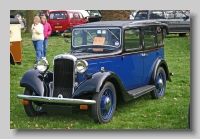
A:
73;13;80;19
157;27;164;47
79;13;84;19
124;28;141;51
143;27;156;48
69;13;74;19
150;11;165;19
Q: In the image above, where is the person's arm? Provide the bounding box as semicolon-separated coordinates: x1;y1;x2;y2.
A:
34;24;43;34
47;23;52;36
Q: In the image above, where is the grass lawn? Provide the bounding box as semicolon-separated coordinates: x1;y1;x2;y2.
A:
10;32;190;129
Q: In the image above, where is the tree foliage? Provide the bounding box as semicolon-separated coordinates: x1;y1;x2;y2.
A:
10;10;41;19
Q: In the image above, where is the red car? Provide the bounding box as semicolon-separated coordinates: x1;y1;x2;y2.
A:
47;10;88;34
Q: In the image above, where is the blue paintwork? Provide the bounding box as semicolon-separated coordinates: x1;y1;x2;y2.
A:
77;47;164;91
143;48;164;85
77;52;144;91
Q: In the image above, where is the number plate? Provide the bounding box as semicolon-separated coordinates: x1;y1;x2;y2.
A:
55;26;62;28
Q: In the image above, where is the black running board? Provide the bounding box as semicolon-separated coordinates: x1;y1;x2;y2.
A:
128;85;155;99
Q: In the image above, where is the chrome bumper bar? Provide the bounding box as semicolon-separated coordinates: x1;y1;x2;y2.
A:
17;94;96;105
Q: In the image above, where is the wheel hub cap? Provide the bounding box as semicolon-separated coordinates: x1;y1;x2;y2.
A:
157;78;163;89
105;97;111;110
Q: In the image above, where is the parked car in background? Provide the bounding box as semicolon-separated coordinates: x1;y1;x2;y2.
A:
134;10;190;37
130;11;138;19
10;18;22;65
47;10;88;34
86;10;102;23
17;20;172;124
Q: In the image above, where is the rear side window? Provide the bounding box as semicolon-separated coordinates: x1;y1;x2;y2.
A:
134;11;148;20
124;28;141;51
143;27;156;48
73;13;80;19
49;12;67;20
79;13;84;19
157;27;164;47
149;11;165;19
69;13;73;19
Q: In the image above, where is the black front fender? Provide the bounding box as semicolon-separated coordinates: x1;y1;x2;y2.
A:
20;68;45;96
72;71;133;102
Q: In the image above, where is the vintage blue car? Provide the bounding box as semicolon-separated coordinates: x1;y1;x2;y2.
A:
17;20;172;124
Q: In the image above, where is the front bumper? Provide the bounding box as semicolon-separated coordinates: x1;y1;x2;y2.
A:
17;94;96;105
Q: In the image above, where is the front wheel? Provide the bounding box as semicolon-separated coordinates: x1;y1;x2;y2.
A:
23;88;45;117
151;67;166;99
92;82;116;124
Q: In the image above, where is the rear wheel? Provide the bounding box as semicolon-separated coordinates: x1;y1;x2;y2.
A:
179;33;186;37
23;88;45;117
92;82;116;124
163;28;167;38
151;67;166;99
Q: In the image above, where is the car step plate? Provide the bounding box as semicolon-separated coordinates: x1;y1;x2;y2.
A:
128;85;155;99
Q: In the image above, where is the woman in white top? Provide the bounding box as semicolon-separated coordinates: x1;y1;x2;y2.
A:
31;16;44;63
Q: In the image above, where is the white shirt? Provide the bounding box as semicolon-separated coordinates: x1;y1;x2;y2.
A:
31;23;44;41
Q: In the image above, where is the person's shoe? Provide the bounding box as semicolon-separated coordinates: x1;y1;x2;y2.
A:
42;57;46;60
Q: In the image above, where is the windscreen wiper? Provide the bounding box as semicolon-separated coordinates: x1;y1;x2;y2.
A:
84;28;93;39
107;28;119;40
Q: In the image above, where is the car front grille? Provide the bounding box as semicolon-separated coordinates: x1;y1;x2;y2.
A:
53;59;74;98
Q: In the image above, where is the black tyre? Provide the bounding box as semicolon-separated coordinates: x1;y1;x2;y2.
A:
23;88;45;117
179;33;186;37
151;67;166;99
163;28;167;38
92;82;116;124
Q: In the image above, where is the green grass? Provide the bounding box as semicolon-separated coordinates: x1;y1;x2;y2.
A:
10;32;190;129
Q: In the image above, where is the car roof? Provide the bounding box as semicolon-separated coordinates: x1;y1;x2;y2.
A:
73;20;167;29
10;18;20;24
49;10;82;13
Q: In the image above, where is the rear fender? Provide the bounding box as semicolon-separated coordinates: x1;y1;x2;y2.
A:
149;58;172;85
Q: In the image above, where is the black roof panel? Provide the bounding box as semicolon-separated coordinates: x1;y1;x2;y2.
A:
73;20;166;29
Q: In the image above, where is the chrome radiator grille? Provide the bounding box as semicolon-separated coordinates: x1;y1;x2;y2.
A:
53;59;74;98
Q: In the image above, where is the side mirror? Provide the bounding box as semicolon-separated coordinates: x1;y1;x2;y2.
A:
183;16;189;20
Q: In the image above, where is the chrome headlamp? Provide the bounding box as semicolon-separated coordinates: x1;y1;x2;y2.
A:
35;59;49;73
75;60;88;74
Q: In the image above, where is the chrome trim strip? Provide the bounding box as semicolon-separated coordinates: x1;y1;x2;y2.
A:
54;54;77;61
17;94;96;105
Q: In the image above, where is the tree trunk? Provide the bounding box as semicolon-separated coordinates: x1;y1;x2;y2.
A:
101;10;131;21
25;10;34;33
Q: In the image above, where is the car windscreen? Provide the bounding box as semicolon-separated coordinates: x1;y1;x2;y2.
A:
49;11;67;20
134;11;148;20
72;28;121;49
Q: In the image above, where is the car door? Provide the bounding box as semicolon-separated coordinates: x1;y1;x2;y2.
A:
69;12;76;29
174;10;190;32
164;11;178;32
73;12;82;26
121;28;144;90
141;26;159;85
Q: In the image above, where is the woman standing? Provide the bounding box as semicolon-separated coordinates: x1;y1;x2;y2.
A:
41;15;52;59
31;16;44;63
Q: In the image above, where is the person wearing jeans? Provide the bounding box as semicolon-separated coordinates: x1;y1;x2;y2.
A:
31;16;44;63
41;15;52;59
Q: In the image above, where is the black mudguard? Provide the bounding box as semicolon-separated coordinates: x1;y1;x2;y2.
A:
72;71;133;102
20;68;53;96
149;58;172;85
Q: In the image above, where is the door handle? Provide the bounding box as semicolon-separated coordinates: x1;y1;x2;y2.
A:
141;53;148;57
